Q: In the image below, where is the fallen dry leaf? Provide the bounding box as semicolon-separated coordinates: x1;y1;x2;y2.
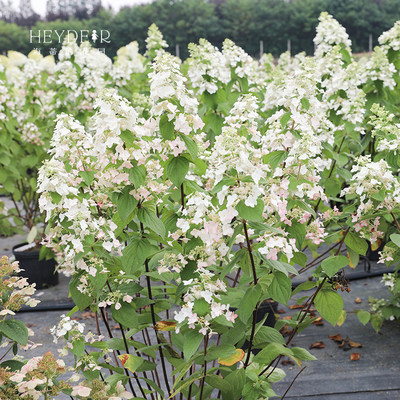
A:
350;353;360;361
282;316;292;320
277;309;286;314
348;340;362;348
289;304;304;310
355;298;362;304
309;341;325;349
281;359;295;366
280;326;292;336
313;317;324;326
81;312;95;319
329;334;342;342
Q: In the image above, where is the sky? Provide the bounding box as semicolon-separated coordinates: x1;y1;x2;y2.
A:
11;0;151;16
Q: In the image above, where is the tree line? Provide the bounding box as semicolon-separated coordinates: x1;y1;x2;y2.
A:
1;0;400;59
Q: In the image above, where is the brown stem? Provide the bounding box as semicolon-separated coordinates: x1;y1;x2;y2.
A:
106;282;154;400
180;183;185;208
281;367;306;399
144;258;172;397
295;242;340;277
99;307;138;398
391;212;400;232
198;335;209;400
119;321;151;400
313;136;346;216
187;365;194;399
260;227;350;377
243;221;258;284
243;220;259;368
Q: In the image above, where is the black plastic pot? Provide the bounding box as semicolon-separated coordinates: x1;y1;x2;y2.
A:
238;300;278;354
366;240;386;262
12;243;58;290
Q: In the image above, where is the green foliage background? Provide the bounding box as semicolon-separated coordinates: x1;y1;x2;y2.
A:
2;0;400;59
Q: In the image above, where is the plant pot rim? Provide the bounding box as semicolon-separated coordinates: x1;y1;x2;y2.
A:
12;242;42;257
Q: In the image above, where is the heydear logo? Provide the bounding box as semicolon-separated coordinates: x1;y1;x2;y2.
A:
29;29;111;44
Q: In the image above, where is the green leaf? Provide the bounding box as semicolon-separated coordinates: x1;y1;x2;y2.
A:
205;344;236;361
165;156;189;187
321;255;348;277
301;97;310;111
27;226;37;244
292;281;316;297
314;289;343;326
70;275;92;311
122;237;158;274
183;330;203;360
253;326;285;346
78;170;95;186
390;233;400;248
105;372;128;388
238;284;262;323
344;232;368;256
138;207;166;237
291;347;317;361
117;188;138;222
0;360;24;371
285;222;306;249
263;151;286;170
129;165;146;188
111;303;138;329
253;342;293;365
180;134;198;160
357;310;371;325
262;258;298;277
236;198;264;222
268;272;291;305
0;320;28;345
280;111;291;127
72;338;85;357
159;114;174;140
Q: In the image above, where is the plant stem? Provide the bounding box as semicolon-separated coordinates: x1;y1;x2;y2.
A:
243;221;258;284
144;258;172;397
281;367;306;399
313;135;346;216
180;183;185;208
259;227;350;377
106;282;154;400
99;307;139;398
391;212;400;232
243;220;259;368
198;335;209;400
295;242;341;276
0;344;14;362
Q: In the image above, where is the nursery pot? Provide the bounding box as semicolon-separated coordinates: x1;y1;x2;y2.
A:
12;243;58;290
366;240;386;262
238;299;278;354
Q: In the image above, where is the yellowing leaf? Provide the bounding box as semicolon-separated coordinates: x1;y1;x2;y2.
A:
218;349;244;366
371;239;382;251
118;354;143;373
337;310;347;327
347;252;355;269
118;354;129;367
154;321;177;331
